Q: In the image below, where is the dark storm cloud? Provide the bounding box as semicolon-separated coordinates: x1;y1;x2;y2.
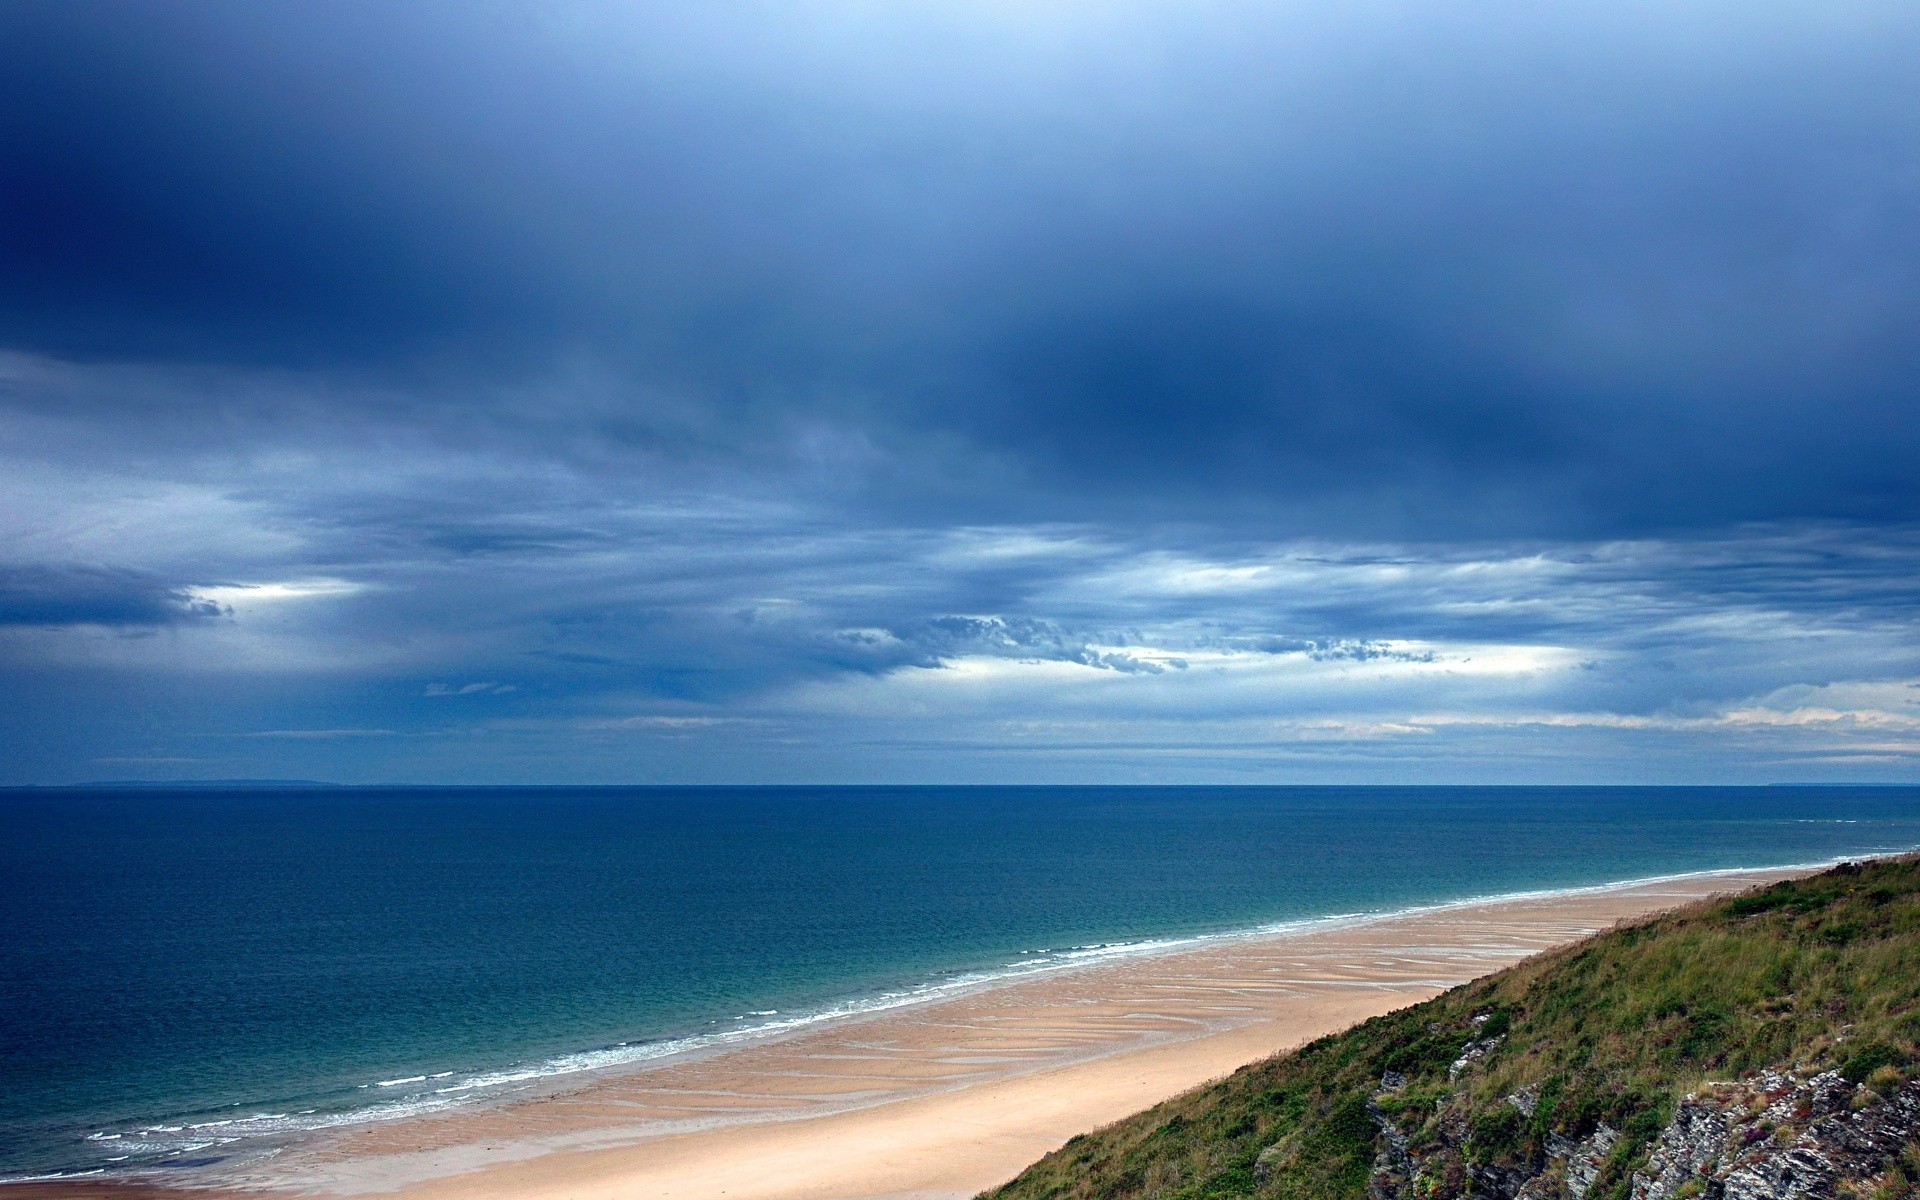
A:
4;0;1919;535
0;565;224;627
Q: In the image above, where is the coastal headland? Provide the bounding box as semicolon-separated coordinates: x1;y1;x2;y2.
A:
3;864;1822;1200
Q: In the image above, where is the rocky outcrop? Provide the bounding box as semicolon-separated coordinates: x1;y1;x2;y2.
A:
1254;1143;1285;1185
1563;1124;1619;1199
1449;1035;1506;1080
1633;1071;1920;1200
1509;1085;1542;1118
1363;1069;1918;1200
1367;1074;1417;1200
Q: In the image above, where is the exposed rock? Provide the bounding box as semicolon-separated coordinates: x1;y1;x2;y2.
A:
1565;1123;1619;1200
1356;1064;1918;1200
1254;1143;1285;1184
1435;1102;1472;1146
1633;1100;1731;1198
1631;1072;1920;1200
1719;1143;1841;1200
1508;1084;1542;1117
1450;1035;1506;1080
1366;1094;1415;1200
1472;1160;1540;1199
1515;1164;1568;1200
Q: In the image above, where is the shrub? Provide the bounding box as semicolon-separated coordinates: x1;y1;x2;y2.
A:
1842;1043;1904;1084
1470;1106;1525;1160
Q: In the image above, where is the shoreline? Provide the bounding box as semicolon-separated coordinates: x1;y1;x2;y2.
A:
10;856;1863;1182
6;856;1868;1199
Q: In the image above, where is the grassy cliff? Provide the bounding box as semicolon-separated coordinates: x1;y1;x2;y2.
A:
986;857;1920;1200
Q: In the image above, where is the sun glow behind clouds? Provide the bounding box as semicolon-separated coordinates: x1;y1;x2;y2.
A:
191;579;365;611
782;635;1585;720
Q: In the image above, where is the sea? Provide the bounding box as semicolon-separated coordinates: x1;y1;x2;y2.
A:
3;783;1918;1182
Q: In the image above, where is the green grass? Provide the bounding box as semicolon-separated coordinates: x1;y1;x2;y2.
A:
984;856;1920;1200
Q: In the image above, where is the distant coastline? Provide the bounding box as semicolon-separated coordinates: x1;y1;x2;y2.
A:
50;780;341;790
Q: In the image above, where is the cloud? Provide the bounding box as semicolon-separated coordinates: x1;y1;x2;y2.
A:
0;564;226;627
238;728;397;740
92;756;208;764
424;682;516;696
1;2;1916;536
3;2;1919;781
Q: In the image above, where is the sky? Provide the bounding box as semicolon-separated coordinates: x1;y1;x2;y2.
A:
3;0;1919;784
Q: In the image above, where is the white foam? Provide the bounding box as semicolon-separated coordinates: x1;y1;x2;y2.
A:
0;1169;107;1183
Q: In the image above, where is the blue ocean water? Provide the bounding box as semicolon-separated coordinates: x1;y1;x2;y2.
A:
2;784;1917;1180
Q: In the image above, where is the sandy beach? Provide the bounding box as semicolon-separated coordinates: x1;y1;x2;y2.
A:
12;864;1775;1200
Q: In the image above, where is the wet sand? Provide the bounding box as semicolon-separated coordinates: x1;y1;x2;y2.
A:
14;866;1809;1200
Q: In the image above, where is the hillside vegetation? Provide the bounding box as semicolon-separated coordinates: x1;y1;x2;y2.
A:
987;857;1920;1200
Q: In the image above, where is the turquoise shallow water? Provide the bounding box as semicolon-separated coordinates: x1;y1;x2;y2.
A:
2;784;1917;1180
